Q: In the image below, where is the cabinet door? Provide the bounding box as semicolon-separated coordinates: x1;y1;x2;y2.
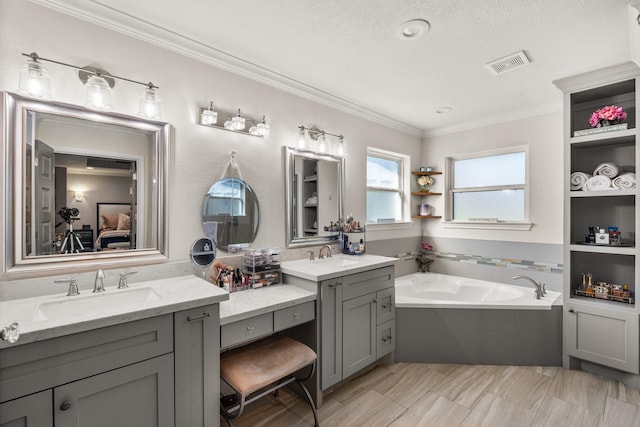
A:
174;305;220;427
342;293;376;379
0;390;52;427
376;288;395;325
565;302;639;374
321;278;343;389
54;353;174;427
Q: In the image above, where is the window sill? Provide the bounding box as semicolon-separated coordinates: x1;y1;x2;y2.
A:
442;220;533;231
366;221;413;231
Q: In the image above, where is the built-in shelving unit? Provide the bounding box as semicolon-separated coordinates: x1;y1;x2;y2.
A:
302;160;318;236
411;171;442;219
554;61;640;374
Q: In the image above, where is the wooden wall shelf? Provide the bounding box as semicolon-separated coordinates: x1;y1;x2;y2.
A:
411;191;442;196
411;171;442;176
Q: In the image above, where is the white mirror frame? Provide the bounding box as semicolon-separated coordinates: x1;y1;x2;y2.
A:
1;92;170;279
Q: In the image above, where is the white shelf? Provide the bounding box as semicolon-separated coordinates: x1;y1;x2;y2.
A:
569;244;636;255
569;189;635;197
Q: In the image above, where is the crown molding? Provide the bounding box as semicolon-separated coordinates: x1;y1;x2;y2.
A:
31;0;423;138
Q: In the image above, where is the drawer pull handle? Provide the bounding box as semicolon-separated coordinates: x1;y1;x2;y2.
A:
60;401;72;411
247;326;255;333
328;282;342;288
187;312;210;322
568;309;575;313
293;313;301;319
382;335;392;342
382;303;391;309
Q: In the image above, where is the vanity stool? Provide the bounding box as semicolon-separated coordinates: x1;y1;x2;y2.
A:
220;335;319;427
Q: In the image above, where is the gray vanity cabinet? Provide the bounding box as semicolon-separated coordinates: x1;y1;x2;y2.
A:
0;305;221;427
320;266;395;390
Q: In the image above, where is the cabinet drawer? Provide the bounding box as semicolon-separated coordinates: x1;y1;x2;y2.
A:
376;288;395;325
274;301;315;332
0;314;173;404
342;266;394;301
221;312;273;349
377;319;395;358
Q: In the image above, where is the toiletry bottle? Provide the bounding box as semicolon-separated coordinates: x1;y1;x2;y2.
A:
359;238;365;253
343;235;349;253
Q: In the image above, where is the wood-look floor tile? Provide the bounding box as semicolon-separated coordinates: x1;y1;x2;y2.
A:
389;391;470;427
431;365;498;409
608;380;640;406
492;366;553;411
603;397;640;427
547;368;610;414
474;364;512;378
460;392;536;427
381;364;446;408
531;396;602;427
329;364;399;405
323;389;406;427
419;363;458;376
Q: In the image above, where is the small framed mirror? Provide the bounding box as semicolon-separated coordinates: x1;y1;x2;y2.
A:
1;92;170;278
284;147;343;248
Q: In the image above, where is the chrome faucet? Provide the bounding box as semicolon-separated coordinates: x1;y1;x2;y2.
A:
318;245;332;259
117;271;138;289
307;250;315;261
512;275;546;300
93;269;106;293
54;278;80;296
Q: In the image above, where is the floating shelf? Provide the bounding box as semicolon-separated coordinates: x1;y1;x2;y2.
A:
411;215;442;219
411;191;442;196
411;171;442;176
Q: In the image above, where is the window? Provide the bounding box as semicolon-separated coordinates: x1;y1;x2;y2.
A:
366;148;409;223
446;147;530;229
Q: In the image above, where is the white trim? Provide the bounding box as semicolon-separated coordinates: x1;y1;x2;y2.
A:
365;221;413;231
31;0;422;137
442;221;533;231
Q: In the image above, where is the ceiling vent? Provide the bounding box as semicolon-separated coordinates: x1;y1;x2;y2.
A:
486;50;530;75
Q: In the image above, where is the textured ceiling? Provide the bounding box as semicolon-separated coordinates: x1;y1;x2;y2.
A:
33;0;638;136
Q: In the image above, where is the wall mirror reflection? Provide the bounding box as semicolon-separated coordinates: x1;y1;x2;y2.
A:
2;92;169;277
202;177;260;251
284;147;343;248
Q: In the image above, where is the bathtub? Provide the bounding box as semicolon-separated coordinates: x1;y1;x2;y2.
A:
394;272;563;366
395;272;561;309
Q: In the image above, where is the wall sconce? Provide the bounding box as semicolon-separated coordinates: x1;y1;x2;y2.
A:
18;52;161;119
198;102;269;138
74;191;84;202
297;125;345;157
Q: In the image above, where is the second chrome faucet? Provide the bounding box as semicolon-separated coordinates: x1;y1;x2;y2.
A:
93;269;106;293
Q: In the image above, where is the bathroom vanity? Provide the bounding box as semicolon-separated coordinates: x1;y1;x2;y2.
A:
0;275;228;427
281;254;397;402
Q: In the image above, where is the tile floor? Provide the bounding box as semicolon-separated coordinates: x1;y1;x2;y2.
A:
222;363;640;427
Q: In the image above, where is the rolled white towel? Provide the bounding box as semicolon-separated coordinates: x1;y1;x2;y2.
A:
593;162;620;179
583;175;612;191
570;172;591;190
612;172;636;189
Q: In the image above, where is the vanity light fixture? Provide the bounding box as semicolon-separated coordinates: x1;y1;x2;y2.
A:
198;103;269;138
297;125;345;157
18;52;161;118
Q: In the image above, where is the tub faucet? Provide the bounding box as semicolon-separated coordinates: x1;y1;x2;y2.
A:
512;275;545;300
93;269;106;293
318;245;332;259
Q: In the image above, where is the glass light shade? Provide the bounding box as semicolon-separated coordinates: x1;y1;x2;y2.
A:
137;87;162;120
200;107;217;125
296;129;307;150
18;59;52;99
232;111;245;130
257;116;269;137
84;75;113;110
337;139;345;157
248;123;260;135
318;134;327;153
224;116;234;129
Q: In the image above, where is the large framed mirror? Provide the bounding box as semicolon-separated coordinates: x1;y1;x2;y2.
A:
284;147;343;248
1;92;169;278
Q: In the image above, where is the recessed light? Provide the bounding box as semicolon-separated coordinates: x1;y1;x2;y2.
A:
436;107;453;114
396;19;430;40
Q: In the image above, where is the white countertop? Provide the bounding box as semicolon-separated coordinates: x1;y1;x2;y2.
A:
219;284;317;325
281;253;397;281
0;275;229;349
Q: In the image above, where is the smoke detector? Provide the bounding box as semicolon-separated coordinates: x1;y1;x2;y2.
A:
486;50;531;75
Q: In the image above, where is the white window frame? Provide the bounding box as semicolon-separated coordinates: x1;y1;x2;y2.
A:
366;147;411;227
443;145;532;230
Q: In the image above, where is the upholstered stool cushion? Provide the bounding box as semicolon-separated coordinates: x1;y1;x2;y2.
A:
220;336;317;396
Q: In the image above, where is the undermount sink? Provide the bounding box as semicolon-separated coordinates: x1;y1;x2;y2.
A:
311;257;362;267
34;286;161;321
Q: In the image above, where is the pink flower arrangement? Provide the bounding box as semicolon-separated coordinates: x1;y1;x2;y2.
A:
421;242;433;251
589;105;627;128
417;242;435;272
